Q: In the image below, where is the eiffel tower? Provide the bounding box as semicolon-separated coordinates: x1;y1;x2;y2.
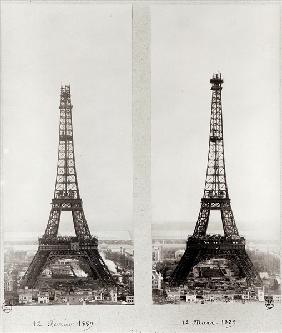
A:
170;74;261;286
20;85;115;288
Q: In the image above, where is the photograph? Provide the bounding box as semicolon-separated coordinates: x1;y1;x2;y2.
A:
1;1;281;333
151;5;280;307
2;2;134;307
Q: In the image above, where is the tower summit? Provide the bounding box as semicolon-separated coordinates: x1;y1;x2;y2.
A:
170;74;261;286
21;85;115;288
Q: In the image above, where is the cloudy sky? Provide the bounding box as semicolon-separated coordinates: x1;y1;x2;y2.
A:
1;3;132;236
151;5;280;241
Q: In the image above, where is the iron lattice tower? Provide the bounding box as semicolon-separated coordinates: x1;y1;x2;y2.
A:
21;86;115;288
170;74;261;286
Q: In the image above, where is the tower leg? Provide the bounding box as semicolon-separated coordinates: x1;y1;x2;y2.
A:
231;251;261;285
220;202;239;237
85;250;116;286
72;210;91;238
170;248;201;285
193;201;210;237
20;251;51;288
44;208;61;238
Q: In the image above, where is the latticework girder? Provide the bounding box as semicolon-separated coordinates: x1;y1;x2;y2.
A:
21;86;115;288
171;74;260;287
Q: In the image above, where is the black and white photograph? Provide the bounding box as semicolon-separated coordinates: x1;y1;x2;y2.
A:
151;4;280;312
0;1;281;333
1;2;134;308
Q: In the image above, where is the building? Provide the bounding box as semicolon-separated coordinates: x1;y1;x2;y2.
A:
273;295;281;302
152;245;162;262
18;288;33;304
249;289;258;301
126;295;134;304
4;273;14;292
54;290;67;302
94;292;103;301
38;291;49;304
185;293;196;303
242;292;249;300
257;287;265;302
264;286;281;303
110;289;118;302
166;289;180;303
152;269;163;290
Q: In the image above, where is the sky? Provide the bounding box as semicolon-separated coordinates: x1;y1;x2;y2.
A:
1;3;132;236
151;5;280;241
1;3;280;242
